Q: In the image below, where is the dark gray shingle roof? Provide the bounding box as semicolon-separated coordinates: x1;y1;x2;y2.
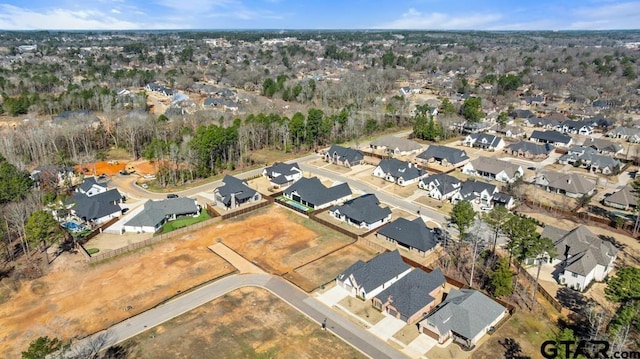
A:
377;158;425;181
330;194;391;225
216;175;258;206
337;250;410;293
377;217;438;252
284;177;352;207
374;268;445;320
125;198;198;227
423;289;506;341
417;145;469;164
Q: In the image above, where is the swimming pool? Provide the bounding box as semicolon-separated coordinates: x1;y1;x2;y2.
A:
277;197;311;212
61;221;85;231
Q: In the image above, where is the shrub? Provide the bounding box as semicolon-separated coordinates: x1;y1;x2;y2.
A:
86;248;100;255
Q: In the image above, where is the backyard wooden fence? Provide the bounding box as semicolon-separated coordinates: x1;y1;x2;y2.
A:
513;261;563;312
356;237;387;253
78;217;120;244
220;200;272;220
83;217;222;263
308;210;359;239
519;200;635;234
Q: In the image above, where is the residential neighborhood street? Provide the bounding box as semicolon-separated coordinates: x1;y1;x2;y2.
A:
68;273;408;359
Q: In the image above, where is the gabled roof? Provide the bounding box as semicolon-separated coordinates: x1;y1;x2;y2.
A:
552;225;618;276
545;112;569;122
78;177;100;192
562;120;593;131
530;130;572;145
284;177;352;207
377;158;425;181
377;217;438;252
467;133;503;147
538;171;596;195
371;135;422;153
607;127;640;138
582;138;623;153
417;145;469;164
337;250;411;293
527;117;559;127
420;174;461;195
265;162;301;177
215;175;258;206
458;180;497;201
374;268;445;319
423;289;506;341
492;192;514;206
506;141;554;155
125;198;199;228
330;194;391;225
509;109;536;118
326;144;363;164
467;157;521;178
605;185;638;208
71;188;123;221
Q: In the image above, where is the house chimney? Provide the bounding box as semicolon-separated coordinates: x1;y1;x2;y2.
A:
563;245;571;265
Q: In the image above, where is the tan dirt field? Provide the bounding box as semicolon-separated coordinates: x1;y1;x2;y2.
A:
121;287;366;359
293;244;380;292
1;209;336;357
220;207;355;275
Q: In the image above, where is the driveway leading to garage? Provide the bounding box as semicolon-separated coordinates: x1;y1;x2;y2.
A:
317;285;349;307
370;315;407;340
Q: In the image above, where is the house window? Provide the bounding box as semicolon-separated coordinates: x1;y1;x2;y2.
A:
572;272;578;278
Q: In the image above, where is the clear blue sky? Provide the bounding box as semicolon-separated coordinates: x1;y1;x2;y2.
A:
0;0;639;31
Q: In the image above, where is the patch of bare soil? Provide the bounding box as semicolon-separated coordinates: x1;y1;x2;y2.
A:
121;287;366;359
0;217;247;357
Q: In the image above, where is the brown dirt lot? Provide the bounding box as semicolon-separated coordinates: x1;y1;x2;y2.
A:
75;159;157;177
120;287;366;359
0;227;236;358
219;207;355;275
293;244;380;292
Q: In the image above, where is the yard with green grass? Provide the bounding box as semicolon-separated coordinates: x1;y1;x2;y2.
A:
157;211;211;235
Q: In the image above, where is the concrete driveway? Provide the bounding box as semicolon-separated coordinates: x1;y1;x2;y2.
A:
317;285;349;307
405;334;438;357
370;315;406;340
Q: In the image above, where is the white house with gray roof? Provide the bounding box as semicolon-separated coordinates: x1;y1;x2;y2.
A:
262;162;302;188
582;138;624;156
324;144;363;167
418;174;461;200
336;250;412;300
607;127;640;143
559;146;622;175
451;180;498;210
530;130;573;148
370;135;423;156
535;171;596;198
214;175;262;210
284;177;352;210
461;157;523;183
419;289;508;347
329;194;392;230
69;178;124;224
123;198;199;233
373;158;427;186
542;225;618;291
604;184;637;211
462;133;505;151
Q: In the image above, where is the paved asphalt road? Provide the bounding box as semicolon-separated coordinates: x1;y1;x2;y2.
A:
67;274;407;359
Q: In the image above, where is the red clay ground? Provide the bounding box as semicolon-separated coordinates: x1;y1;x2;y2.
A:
75;159;156;177
121;287;366;359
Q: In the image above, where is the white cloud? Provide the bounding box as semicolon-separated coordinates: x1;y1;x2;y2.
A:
377;8;502;30
111;9;121;14
569;1;640;29
0;4;185;30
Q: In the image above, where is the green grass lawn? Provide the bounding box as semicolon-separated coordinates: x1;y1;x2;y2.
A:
157;211;211;235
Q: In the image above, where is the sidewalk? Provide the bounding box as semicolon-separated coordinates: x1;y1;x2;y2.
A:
208;242;265;274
